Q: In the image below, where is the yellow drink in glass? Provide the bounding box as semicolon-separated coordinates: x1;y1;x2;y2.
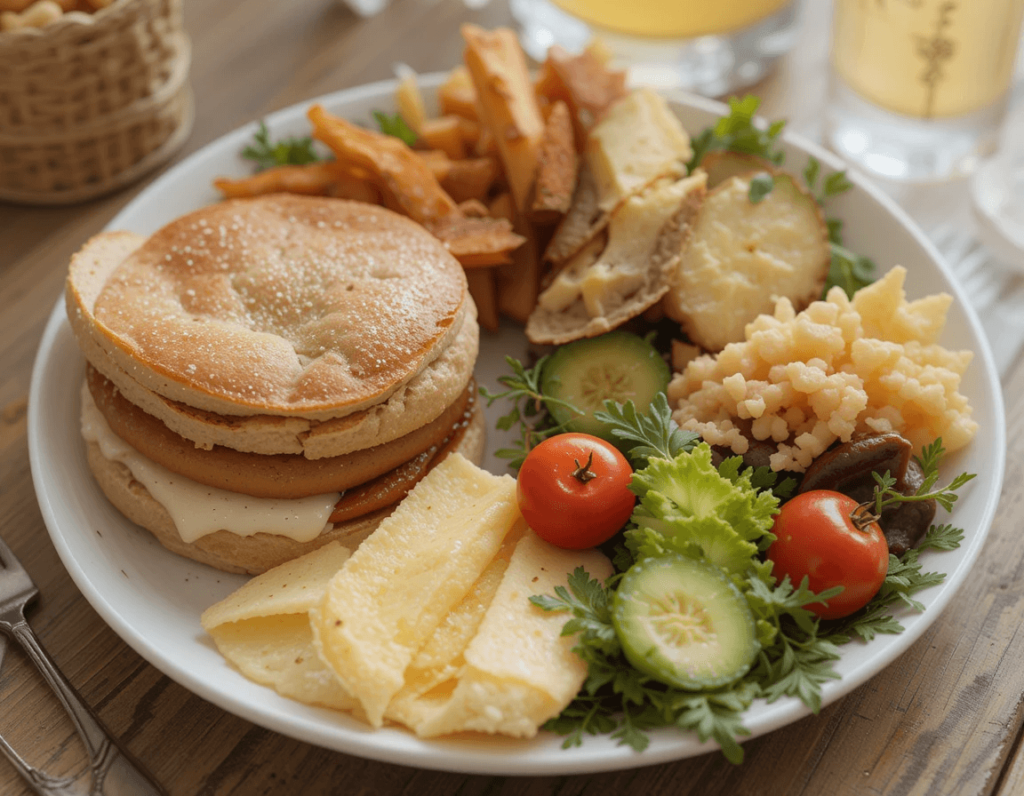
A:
510;0;799;96
549;0;791;39
832;0;1024;119
826;0;1024;180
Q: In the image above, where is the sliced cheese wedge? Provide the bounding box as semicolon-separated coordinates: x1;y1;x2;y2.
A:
201;542;357;711
394;531;613;738
311;453;521;727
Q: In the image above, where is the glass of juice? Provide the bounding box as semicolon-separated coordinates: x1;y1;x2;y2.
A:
509;0;801;96
826;0;1024;182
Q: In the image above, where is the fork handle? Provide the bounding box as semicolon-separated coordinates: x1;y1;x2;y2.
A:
9;620;167;796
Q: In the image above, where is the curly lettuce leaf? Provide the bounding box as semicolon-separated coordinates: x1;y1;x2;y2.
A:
625;444;780;576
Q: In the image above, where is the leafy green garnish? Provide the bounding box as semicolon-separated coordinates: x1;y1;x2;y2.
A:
747;172;775;204
479;356;581;469
593;395;699;467
687;95;785;172
800;154;877;298
626;445;779;577
372;110;417;146
869;438;977;516
241;121;323;172
827;242;877;298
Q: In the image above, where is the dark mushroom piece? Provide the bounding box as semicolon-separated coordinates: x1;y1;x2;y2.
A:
797;432;936;556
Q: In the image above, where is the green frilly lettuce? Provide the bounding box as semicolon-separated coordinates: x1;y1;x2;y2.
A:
625;443;780;580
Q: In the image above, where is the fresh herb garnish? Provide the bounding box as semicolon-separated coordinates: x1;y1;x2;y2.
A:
869;438;976;516
479;356;581;469
687;95;786;172
801;154;877;298
593;395;698;467
372;110;418;146
241;121;323;171
747;172;775;204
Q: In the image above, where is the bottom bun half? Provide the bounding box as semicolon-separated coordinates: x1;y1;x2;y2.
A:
86;404;488;575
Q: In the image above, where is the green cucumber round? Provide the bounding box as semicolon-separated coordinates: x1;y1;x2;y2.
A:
541;331;670;442
612;555;758;690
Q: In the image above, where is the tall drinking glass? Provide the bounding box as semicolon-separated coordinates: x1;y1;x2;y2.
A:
826;0;1024;182
510;0;801;96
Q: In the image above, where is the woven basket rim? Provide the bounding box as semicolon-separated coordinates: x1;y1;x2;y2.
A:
0;0;135;43
0;83;194;205
0;32;192;143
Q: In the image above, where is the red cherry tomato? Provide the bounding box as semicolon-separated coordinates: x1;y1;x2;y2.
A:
767;490;889;620
517;433;635;549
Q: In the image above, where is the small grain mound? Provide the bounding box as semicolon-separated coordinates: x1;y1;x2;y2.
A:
667;267;978;471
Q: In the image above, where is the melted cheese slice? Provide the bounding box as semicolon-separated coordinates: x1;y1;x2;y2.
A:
80;384;338;543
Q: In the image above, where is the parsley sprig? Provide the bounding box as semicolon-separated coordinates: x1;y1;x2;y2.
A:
372;110;417;146
870;438;977;516
687;95;786;172
593;394;698;467
479;356;582;469
241;121;323;172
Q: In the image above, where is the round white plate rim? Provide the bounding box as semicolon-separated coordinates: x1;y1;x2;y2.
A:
27;74;1006;776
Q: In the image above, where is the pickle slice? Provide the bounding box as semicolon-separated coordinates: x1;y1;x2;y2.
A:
541;331;669;441
612;555;758;690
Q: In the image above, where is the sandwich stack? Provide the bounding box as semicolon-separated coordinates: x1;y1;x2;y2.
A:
66;194;483;574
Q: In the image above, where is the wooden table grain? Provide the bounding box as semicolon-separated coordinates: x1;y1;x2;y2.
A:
2;2;1023;794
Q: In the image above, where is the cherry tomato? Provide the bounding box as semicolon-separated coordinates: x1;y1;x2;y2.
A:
767;489;889;620
517;433;635;549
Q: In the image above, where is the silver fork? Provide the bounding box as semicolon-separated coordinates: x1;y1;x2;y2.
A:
0;534;167;796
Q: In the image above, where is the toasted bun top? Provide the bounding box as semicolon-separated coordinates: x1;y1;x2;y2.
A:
67;195;467;417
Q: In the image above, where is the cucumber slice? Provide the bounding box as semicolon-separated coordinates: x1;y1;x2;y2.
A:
612;555;758;690
541;331;670;442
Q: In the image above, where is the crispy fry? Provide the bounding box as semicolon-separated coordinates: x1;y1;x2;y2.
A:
496;212;544;323
308;104;458;224
461;24;545;215
488;192;514;222
528;100;577;223
438;66;479;120
395;65;428;134
536;45;628;151
466;269;500;331
443;158;501;204
419;116;467;160
213;162;380;204
425;215;525;268
455;116;481;150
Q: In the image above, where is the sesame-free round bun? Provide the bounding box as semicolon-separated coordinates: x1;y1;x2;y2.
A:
66;195;468;419
84;402;487;575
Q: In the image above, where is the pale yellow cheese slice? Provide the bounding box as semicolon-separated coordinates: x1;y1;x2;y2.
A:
201;542;356;711
311;453;521;727
394;531;613;738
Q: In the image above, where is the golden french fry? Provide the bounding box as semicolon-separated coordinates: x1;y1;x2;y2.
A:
465;269;500;331
419;116;467;160
536;44;628;151
529;100;577;223
442;157;501;204
438;65;479;120
213;162;379;204
496;211;543;323
425;215;525;268
461;24;545;215
308;104;458;224
395;67;428;134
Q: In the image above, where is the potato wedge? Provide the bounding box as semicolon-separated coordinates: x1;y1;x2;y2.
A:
663;171;830;352
528;100;577;223
461;24;545;214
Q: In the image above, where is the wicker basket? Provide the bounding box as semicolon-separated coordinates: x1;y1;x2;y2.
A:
0;0;194;204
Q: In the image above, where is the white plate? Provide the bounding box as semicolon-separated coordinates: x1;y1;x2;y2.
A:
28;77;1006;775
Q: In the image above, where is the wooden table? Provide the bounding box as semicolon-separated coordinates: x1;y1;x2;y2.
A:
3;2;1023;794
